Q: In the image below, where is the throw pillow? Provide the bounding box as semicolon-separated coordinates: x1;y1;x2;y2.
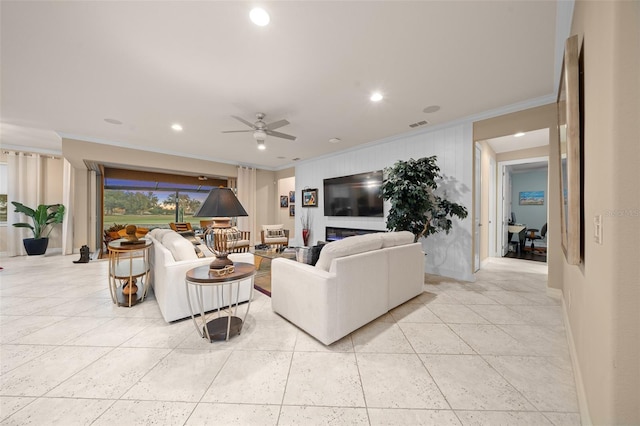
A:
310;242;327;266
267;229;285;238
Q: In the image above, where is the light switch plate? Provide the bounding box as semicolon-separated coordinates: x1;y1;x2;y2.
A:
594;215;603;244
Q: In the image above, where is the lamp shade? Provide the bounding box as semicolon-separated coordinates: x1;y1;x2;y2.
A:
194;188;248;218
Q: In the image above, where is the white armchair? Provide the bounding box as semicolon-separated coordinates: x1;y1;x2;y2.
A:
260;224;289;248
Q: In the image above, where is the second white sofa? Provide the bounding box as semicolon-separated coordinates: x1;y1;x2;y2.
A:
271;231;424;345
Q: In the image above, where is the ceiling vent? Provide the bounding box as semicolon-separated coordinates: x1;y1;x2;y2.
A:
409;120;429;128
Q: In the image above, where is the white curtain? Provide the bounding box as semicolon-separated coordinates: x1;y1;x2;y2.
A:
236;166;256;245
7;152;43;256
61;158;75;255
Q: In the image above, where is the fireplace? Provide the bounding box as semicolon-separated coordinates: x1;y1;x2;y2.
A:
325;226;384;242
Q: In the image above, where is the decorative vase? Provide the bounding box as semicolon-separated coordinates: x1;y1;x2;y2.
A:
302;229;310;246
23;237;49;255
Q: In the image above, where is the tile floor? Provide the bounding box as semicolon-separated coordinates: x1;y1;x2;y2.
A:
0;255;581;425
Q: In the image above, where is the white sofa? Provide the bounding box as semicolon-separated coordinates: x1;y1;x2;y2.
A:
271;231;424;345
147;229;254;323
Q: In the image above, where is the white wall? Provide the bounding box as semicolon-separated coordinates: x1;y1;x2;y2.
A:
295;123;474;281
511;169;548;230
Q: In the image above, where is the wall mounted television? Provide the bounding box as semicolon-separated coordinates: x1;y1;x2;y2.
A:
323;170;384;217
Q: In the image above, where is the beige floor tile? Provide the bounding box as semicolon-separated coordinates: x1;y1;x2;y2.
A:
186;402;279;425
283;352;365;407
449;324;531;355
368;408;462;425
278;406;369;425
201;350;292;404
0;345;112;397
420;354;534;411
399;323;474;354
92;400;196;426
455;410;554;425
390;302;443;323
484;355;579;412
46;347;170;399
427;304;490;324
0;397;36;422
0;397;113;425
352;322;415;353
357;353;449;409
121;348;231;402
0;344;53;374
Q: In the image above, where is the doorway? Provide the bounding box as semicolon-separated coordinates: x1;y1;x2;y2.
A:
479;128;550;267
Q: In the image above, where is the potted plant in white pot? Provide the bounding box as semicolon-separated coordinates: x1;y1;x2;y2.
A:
11;202;66;255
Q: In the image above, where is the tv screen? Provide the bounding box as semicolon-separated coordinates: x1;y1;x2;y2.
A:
323;171;383;217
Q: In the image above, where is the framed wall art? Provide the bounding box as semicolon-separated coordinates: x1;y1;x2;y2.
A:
280;195;289;208
301;188;318;207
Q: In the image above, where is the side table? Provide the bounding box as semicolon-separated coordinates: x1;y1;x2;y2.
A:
185;262;255;342
107;238;153;307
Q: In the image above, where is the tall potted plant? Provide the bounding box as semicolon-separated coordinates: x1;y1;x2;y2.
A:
12;202;66;255
382;156;468;242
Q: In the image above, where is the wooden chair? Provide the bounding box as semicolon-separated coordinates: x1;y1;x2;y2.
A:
170;222;193;232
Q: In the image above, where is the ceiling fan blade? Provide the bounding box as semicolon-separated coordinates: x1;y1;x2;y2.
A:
266;119;290;130
231;115;256;129
222;130;253;133
266;130;297;141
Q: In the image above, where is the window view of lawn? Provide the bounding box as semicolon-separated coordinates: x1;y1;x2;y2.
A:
103;178;218;230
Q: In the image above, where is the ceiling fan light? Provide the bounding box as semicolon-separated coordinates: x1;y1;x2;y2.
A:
253;130;267;140
250;8;270;26
257;140;266;150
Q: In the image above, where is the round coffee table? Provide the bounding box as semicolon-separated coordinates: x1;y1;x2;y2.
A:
185;262;255;342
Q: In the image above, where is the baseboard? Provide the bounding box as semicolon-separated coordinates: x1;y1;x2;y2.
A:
561;294;593;425
546;287;562;299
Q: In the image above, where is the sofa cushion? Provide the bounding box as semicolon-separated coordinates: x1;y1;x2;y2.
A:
162;231;199;261
150;228;173;241
315;233;383;271
380;231;415;248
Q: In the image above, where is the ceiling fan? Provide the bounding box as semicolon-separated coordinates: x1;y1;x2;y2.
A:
222;113;296;150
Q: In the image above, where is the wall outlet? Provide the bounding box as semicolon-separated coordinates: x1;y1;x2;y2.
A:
594;215;603;245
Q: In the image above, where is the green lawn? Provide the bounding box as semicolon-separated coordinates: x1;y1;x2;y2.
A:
103;214;199;229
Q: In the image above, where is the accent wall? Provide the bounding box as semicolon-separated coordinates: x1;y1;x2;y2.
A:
295;123;473;282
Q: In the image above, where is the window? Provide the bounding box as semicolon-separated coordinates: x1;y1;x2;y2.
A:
103;168;227;231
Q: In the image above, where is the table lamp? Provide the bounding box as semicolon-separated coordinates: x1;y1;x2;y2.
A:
194;187;248;270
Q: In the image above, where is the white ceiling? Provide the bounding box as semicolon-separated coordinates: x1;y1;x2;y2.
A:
486;128;550;154
1;1;564;170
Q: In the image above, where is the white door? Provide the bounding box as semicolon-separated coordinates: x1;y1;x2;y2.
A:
489;157;496;257
501;166;511;256
474;144;481;271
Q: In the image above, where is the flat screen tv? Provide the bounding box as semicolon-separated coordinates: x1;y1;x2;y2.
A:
323;171;383;217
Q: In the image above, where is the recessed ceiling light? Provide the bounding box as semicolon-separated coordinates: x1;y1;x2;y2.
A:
171;123;183;132
104;118;122;125
514;132;525;137
250;8;270;26
370;92;383;102
423;105;441;114
329;138;341;144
